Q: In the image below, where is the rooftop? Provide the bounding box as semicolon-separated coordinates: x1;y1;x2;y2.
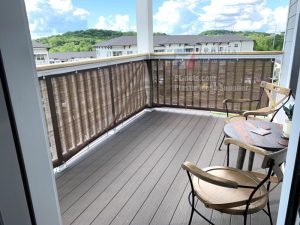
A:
49;51;96;61
95;35;253;47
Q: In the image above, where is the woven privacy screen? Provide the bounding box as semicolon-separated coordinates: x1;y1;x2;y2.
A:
151;59;274;112
39;61;148;167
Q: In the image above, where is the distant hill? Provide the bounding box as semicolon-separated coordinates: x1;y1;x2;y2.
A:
200;30;284;51
35;29;284;52
36;29;166;53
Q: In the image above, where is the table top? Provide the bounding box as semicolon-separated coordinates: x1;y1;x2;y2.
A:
224;120;285;151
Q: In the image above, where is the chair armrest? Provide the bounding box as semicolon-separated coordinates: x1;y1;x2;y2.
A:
224;138;269;156
249;171;280;183
181;162;238;188
243;109;275;117
223;99;260;104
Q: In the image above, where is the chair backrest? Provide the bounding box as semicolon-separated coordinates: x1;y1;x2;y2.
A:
261;148;288;182
260;81;291;110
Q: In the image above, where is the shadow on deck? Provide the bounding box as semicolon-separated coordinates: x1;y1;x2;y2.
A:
55;109;280;225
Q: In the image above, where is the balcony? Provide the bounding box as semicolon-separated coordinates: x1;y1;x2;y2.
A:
36;52;282;225
55;110;281;225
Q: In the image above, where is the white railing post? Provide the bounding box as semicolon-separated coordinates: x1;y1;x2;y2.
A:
136;0;153;54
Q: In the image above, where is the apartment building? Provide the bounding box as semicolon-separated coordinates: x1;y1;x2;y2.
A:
95;34;254;58
48;51;96;64
32;41;50;65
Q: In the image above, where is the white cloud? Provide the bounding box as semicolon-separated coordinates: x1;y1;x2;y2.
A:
153;0;202;34
73;8;90;19
154;1;182;33
24;0;43;13
198;0;288;32
153;0;288;34
48;0;73;13
95;14;132;32
95;16;106;29
24;0;90;38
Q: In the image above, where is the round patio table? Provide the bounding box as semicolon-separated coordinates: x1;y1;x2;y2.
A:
224;120;286;171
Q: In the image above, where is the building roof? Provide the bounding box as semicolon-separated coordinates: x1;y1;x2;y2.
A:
32;41;51;49
95;35;253;47
49;51;97;61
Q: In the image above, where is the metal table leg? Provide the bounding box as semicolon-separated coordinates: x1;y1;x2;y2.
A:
236;147;246;169
248;152;255;171
236;147;255;171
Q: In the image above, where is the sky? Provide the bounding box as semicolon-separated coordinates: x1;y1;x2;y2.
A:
24;0;289;39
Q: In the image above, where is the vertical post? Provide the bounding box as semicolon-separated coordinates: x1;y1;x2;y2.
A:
136;0;153;53
249;60;256;110
163;60;166;105
45;77;64;165
108;66;116;126
146;59;153;107
215;60;220;110
156;60;159;104
223;61;228;109
170;60;173;105
240;60;246;111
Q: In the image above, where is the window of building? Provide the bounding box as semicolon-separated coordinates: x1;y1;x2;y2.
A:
174;49;184;53
234;44;239;47
185;48;193;53
36;54;45;61
204;47;208;53
219;47;223;52
211;47;216;53
113;51;122;56
127;51;133;54
196;48;199;52
154;49;165;52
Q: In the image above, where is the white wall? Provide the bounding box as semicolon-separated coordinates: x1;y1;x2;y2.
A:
276;0;300;124
277;0;300;224
96;40;254;58
0;0;62;224
280;0;299;88
33;47;50;65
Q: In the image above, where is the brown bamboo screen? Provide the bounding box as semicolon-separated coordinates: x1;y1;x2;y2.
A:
39;61;148;167
39;57;275;167
151;58;274;112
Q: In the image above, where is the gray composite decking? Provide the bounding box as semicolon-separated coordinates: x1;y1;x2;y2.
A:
55;110;281;225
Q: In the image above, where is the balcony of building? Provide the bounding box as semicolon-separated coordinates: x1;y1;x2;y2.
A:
1;0;300;225
35;52;283;225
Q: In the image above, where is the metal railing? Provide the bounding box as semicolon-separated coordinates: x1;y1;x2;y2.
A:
36;52;282;167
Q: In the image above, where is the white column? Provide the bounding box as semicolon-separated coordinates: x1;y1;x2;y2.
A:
277;68;300;225
136;0;153;54
0;0;62;224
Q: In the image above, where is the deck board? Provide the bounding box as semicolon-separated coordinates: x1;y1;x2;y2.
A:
56;110;281;225
57;112;158;199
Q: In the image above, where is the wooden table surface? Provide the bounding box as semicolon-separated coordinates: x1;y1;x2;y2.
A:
224;120;285;170
224;120;284;151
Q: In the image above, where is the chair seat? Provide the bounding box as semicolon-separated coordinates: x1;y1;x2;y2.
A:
192;166;268;215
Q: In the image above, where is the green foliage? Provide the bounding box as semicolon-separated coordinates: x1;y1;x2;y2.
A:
36;29;129;52
200;30;285;51
283;104;294;120
36;29;167;53
35;29;284;53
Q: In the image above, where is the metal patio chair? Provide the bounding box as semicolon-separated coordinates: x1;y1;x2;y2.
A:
218;81;291;150
182;138;287;225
